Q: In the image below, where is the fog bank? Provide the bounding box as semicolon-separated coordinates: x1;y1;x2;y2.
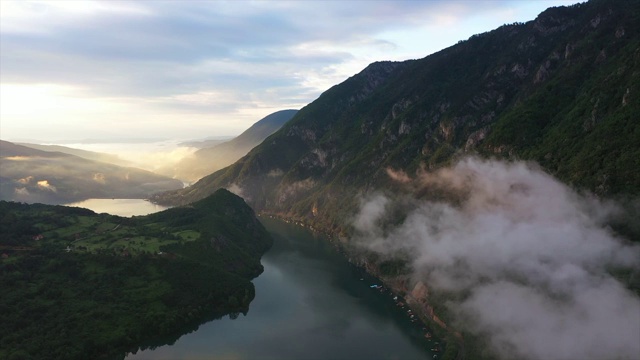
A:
353;157;640;360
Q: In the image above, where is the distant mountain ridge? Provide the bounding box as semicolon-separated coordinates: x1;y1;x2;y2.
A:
164;109;298;182
0;140;183;204
153;0;639;233
16;142;131;167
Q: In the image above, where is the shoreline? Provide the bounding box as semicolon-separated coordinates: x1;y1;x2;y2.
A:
259;212;462;359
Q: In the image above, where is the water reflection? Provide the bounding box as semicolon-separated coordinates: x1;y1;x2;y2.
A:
65;198;168;217
127;217;434;360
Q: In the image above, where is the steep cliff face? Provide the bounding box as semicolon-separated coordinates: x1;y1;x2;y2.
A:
153;0;640;233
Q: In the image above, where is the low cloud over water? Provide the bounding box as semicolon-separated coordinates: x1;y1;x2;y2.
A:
353;157;640;360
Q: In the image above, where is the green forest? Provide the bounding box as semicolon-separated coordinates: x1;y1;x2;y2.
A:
0;189;273;360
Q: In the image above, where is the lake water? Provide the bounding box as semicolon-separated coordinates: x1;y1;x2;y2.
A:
64;198;168;217
70;200;437;359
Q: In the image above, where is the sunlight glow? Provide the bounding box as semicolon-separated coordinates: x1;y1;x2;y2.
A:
0;0;584;142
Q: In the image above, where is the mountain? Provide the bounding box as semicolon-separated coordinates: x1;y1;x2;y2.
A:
164;109;298;182
154;0;639;229
0;189;272;360
0;140;183;204
149;2;640;358
16;142;132;167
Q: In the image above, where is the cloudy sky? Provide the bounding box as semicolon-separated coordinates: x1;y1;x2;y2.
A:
1;0;582;143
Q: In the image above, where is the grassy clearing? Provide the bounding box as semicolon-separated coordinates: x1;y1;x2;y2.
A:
175;230;200;242
30;214;190;255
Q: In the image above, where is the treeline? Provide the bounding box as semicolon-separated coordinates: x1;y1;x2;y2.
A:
0;189;273;360
1;250;254;360
0;202;93;246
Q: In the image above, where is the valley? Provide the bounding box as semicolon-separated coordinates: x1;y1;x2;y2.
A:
0;190;272;360
1;0;639;359
148;1;640;359
128;216;444;360
0;140;183;204
162;109;298;182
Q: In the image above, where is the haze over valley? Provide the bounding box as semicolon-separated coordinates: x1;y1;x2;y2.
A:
156;109;298;182
0;140;183;204
1;1;639;360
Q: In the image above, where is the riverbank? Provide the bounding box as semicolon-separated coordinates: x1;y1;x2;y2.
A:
0;192;272;360
260;212;463;360
129;216;437;360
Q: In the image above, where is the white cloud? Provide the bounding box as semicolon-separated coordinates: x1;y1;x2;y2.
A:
92;173;106;184
267;169;284;178
0;1;584;142
353;157;640;360
226;183;246;200
14;187;30;196
0;0;151;34
37;180;57;192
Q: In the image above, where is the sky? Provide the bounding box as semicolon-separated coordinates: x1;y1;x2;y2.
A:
0;0;583;143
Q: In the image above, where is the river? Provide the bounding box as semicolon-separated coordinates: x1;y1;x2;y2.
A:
67;199;438;359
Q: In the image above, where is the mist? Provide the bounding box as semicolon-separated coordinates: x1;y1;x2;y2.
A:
60;141;200;179
353;157;640;360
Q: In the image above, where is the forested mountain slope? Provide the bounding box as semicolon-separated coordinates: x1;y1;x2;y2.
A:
154;0;639;234
0;189;272;360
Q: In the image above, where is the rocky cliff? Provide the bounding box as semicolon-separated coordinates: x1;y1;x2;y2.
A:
153;0;639;236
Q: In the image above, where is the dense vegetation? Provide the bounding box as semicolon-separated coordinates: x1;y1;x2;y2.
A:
154;0;639;229
150;1;639;359
0;189;272;360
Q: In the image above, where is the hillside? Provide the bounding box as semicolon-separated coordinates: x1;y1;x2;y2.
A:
0;189;273;360
16;142;131;167
0;140;183;204
150;2;640;358
162;109;298;182
154;0;639;229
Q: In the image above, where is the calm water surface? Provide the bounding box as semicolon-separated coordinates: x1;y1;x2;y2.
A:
65;198;168;217
128;217;436;360
70;200;436;359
